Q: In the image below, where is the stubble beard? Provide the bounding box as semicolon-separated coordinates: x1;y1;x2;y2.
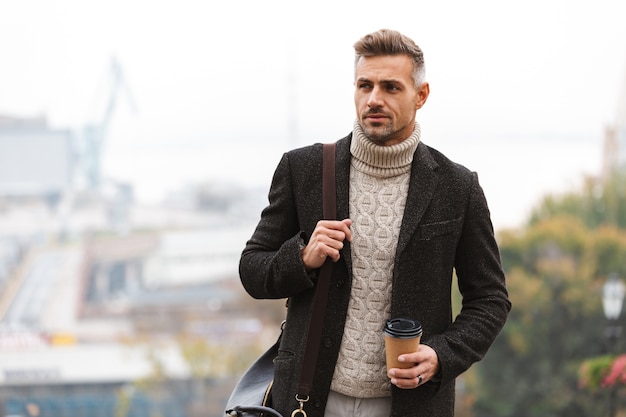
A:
360;121;398;146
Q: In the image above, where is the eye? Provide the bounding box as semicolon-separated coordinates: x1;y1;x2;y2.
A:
358;81;372;90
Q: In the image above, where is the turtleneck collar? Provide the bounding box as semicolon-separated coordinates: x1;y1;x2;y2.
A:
350;120;421;178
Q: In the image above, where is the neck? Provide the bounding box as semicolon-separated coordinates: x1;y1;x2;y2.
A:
350;121;421;178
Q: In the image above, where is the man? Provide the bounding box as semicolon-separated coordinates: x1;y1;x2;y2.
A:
239;29;511;417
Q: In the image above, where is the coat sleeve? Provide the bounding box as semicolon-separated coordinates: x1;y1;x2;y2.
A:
425;171;511;386
239;151;318;299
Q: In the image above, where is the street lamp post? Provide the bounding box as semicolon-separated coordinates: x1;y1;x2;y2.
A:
602;274;625;417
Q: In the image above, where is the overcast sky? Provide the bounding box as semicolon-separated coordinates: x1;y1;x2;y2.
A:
1;0;626;229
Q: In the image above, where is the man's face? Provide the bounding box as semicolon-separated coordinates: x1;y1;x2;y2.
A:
354;54;429;146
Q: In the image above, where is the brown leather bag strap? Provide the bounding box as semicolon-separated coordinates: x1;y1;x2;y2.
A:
295;142;337;408
322;143;337;220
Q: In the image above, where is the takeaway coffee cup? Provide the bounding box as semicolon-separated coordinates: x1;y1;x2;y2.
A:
383;318;423;370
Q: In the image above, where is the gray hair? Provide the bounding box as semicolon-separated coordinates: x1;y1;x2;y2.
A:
353;29;426;88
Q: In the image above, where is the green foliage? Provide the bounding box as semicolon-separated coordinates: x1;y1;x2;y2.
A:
579;354;616;391
471;210;626;416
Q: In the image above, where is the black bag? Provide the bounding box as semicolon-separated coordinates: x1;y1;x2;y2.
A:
224;337;282;417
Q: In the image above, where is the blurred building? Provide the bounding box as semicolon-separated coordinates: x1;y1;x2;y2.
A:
0;227;267;417
0;59;272;413
0;115;74;207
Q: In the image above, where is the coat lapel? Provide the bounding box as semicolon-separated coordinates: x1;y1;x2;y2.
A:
395;143;440;256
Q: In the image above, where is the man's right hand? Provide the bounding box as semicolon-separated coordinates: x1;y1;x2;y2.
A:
301;219;352;270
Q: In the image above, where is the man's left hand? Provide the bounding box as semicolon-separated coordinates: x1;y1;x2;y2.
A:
387;344;440;389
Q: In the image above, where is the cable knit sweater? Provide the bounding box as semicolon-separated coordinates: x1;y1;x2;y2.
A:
330;121;421;398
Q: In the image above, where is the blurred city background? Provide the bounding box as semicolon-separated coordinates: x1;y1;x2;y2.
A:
1;0;626;416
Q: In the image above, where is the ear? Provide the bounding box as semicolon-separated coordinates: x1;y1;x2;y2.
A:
415;82;430;110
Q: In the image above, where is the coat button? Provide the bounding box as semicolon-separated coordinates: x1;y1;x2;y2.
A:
323;338;332;348
335;280;344;288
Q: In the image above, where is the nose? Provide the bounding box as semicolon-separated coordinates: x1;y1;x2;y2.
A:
367;86;384;108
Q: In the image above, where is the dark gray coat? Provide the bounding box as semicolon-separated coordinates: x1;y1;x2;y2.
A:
239;134;511;417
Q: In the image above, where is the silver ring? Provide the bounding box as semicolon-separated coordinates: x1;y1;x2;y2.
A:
418;374;423;385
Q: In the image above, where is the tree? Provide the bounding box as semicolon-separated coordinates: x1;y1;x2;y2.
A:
468;215;626;416
462;168;626;416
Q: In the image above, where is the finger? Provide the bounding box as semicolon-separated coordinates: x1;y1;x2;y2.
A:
302;241;341;268
388;367;429;388
316;220;352;239
322;242;342;262
341;219;353;241
308;233;347;257
390;375;421;389
314;227;350;244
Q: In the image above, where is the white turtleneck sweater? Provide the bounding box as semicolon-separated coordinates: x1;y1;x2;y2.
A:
330;121;421;398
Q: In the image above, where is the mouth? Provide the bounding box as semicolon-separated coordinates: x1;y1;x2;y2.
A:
365;113;388;123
